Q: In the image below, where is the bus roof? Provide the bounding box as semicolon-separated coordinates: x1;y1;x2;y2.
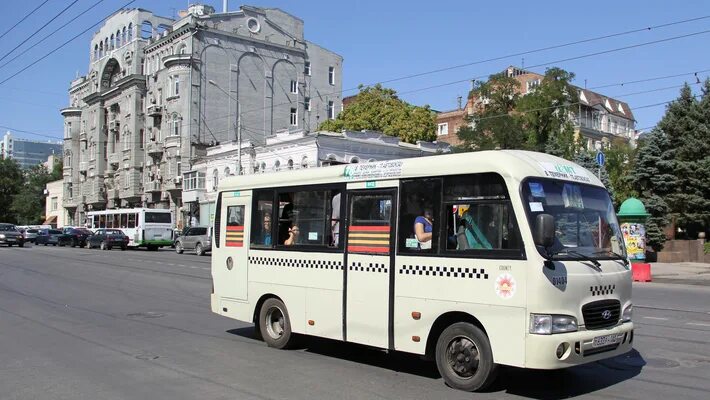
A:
218;150;604;192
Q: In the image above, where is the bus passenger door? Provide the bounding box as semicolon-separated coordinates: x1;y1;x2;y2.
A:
345;189;396;348
213;192;251;301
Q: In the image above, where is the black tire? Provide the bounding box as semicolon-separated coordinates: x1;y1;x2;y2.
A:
71;239;78;248
121;245;126;251
175;242;183;254
52;243;57;246
44;243;48;246
8;244;12;247
195;243;204;256
435;322;498;392
259;298;294;349
19;242;24;248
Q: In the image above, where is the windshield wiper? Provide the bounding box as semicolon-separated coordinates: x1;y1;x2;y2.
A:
591;250;629;266
548;249;601;268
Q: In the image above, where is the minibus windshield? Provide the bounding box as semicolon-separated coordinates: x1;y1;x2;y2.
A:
521;178;626;260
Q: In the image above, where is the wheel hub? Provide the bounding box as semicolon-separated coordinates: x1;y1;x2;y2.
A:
265;307;285;339
447;336;479;378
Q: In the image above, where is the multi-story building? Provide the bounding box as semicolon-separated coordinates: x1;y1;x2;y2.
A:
44;179;67;228
182;130;450;227
435;66;637;149
1;131;62;169
61;4;343;226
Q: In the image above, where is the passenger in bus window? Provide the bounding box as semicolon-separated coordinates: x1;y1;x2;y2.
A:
261;214;272;245
283;223;300;246
414;208;434;249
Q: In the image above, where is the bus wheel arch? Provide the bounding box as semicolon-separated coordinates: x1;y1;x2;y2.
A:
252;293;283;340
424;312;488;361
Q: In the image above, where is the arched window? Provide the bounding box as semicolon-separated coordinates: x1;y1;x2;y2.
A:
104;38;109;53
171;114;181;136
110;34;115;50
99;41;103;58
301;156;308;169
260;162;266;173
128;23;133;41
140;21;152;39
224;167;230;177
115;30;121;47
212;169;219;190
274;160;281;171
287;159;294;170
93;44;98;60
122;27;126;45
178;43;187;54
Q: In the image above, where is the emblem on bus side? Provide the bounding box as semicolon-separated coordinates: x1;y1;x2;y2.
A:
495;273;516;299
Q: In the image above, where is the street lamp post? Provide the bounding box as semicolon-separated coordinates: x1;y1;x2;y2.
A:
208;79;241;175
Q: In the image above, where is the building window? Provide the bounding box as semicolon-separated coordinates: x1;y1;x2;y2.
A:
172;115;181;136
103;141;107;161
116;30;121;47
526;79;540;93
110;34;115;50
212;169;219;190
327;101;335;120
290;108;297;126
290;80;297;94
304;61;311;76
51;197;58;211
328;66;335;85
99;42;103;58
305;97;311;111
93;44;98;60
64;122;72;139
67;183;73;199
224;167;230;177
437;122;449;136
173;75;180;96
139;129;144;149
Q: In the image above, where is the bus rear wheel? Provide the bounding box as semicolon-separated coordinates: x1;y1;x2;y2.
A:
259;298;294;349
435;322;498;392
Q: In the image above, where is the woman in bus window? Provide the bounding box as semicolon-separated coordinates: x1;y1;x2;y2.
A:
414;208;434;249
283;223;300;246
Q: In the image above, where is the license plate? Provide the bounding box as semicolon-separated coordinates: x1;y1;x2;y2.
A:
592;333;623;348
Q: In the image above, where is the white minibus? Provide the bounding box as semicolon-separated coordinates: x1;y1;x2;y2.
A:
210;150;634;392
87;208;173;250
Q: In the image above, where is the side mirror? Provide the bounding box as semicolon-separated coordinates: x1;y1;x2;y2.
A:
533;213;555;248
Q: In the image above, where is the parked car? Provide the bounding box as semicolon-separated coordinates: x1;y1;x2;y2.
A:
86;228;129;250
174;226;211;256
58;227;93;247
35;229;63;246
22;228;39;243
0;223;25;247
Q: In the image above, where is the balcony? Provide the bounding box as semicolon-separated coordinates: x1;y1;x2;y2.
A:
108;152;121;165
147;105;163;117
164;135;181;149
145;180;161;193
146;141;163;156
108;119;120;132
164;175;182;191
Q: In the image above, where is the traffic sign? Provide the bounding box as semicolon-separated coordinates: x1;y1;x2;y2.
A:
596;151;605;166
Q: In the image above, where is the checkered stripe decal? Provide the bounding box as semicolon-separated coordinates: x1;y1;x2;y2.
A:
248;256;343;270
349;262;388;274
590;284;615;296
399;265;488;279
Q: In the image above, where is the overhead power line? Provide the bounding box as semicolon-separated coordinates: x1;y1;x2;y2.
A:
0;0;51;41
0;0;137;87
0;0;108;71
588;68;710;90
0;0;81;64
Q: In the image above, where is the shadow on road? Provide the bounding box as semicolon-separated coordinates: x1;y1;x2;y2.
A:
227;326;645;398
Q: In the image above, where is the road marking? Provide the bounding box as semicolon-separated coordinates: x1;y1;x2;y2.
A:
687;322;710;327
643;317;668;321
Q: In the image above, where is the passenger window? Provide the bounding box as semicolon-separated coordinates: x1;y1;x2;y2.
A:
399;178;441;253
443;173;522;252
251;190;274;247
347;194;392;255
276;189;339;246
225;205;245;247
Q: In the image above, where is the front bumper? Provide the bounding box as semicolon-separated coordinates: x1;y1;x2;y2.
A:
0;237;23;244
524;322;634;369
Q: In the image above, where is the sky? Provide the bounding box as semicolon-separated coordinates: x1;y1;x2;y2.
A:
0;0;709;142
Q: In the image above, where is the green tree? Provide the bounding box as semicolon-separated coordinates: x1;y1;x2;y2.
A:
574;150;614;202
318;84;436;143
456;73;526;150
0;158;23;223
518;68;579;158
605;138;637;208
11;164;54;225
631;130;674;250
456;68;579;157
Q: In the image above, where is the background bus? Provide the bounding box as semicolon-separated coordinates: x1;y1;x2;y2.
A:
86;208;173;250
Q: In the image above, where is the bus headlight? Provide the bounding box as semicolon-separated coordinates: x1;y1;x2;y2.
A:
530;314;578;334
622;304;633;322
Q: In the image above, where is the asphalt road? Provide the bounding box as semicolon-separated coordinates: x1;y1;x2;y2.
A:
1;245;708;400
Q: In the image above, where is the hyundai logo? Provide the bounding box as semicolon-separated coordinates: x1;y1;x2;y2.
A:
601;310;612;320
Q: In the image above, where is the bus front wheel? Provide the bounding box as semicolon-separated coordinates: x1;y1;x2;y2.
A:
435;322;498;392
259;298;294;349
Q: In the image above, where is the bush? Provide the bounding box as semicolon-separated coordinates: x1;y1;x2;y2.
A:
705;242;710;255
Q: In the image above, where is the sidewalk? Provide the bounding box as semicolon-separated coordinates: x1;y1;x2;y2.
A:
640;262;710;286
